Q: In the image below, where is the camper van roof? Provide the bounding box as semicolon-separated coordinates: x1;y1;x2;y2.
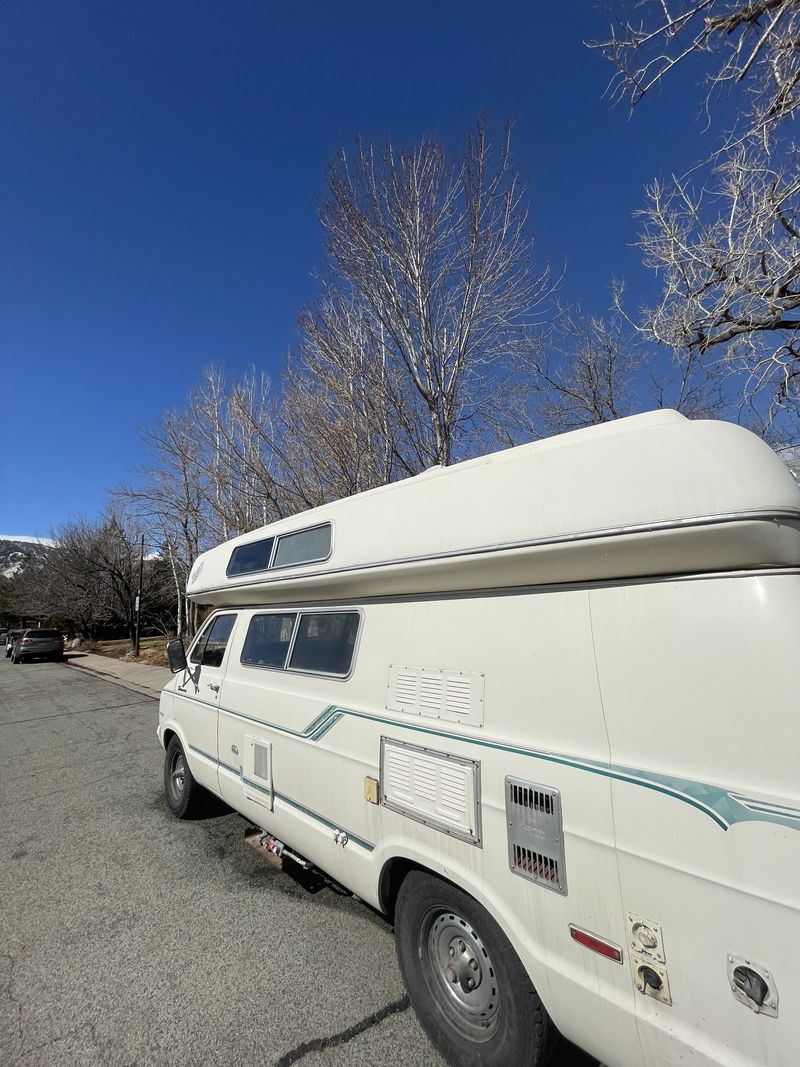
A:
186;410;800;606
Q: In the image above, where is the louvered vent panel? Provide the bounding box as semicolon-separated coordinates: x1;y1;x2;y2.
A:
387;753;412;793
395;672;418;706
505;777;566;895
419;676;443;710
445;676;471;713
387;666;484;726
381;738;482;844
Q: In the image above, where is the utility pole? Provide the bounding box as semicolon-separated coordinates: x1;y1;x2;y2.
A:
134;534;144;657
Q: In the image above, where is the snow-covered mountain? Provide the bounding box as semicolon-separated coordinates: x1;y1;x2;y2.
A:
0;537;54;579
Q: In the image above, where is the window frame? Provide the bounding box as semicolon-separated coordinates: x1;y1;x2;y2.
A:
238;606;362;680
225;522;333;579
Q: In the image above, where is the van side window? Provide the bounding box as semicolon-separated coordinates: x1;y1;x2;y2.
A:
241;613;297;668
189;618;215;665
288;612;359;676
227;537;275;576
197;614;237;668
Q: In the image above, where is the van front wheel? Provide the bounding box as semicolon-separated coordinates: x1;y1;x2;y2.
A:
164;737;208;819
394;871;557;1067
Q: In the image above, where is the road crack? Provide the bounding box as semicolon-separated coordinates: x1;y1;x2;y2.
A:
1;950;24;1047
274;993;410;1065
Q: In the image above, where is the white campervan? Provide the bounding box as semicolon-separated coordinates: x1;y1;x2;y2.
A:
157;410;800;1067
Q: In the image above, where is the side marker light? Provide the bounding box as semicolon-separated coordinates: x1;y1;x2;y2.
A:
570;924;623;964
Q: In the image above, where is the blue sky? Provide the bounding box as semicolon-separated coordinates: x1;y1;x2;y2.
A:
1;1;714;536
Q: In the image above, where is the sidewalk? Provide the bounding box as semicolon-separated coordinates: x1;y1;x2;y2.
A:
64;651;171;698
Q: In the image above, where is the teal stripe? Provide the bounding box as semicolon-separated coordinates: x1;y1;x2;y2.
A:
188;742;217;764
272;789;374;852
325;708;730;831
177;691;800;835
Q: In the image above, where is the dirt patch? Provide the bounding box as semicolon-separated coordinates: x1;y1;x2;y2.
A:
89;637;168;667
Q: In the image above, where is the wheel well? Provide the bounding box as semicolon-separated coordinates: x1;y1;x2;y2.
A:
162;728;177;750
379;857;430;922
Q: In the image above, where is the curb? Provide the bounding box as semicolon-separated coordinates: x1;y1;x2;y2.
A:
64;658;164;700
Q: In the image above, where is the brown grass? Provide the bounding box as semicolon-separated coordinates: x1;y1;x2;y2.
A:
90;636;169;667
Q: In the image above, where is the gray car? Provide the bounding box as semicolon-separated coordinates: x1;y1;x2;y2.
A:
12;628;65;664
5;629;24;658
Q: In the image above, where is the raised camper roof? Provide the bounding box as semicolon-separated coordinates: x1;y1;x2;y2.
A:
186;410;800;606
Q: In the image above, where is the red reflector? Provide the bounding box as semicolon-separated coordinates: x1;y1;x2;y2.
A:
21;639;32;645
569;925;623;963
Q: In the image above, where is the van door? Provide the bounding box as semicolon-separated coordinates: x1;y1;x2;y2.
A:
175;612;237;794
216;608;361;878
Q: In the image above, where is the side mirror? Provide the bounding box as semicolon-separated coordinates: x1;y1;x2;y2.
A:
166;639;187;674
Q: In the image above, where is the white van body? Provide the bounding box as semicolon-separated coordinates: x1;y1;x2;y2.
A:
158;410;800;1067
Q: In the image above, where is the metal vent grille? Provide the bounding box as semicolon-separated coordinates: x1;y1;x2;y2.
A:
253;742;270;781
244;735;273;811
505;776;566;895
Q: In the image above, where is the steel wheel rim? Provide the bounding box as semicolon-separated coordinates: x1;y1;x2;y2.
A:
169;750;186;799
419;907;500;1042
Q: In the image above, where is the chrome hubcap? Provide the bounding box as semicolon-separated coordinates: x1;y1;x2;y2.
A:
170;753;185;795
422;909;500;1040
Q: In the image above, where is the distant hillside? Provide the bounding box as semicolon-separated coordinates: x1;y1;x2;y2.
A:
0;537;54;579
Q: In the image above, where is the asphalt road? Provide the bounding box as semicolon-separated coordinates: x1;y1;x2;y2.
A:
0;655;598;1066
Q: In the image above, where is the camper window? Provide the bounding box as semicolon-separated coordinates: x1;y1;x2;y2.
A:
227;537;275;576
241;613;297;668
272;523;332;569
288;611;359;676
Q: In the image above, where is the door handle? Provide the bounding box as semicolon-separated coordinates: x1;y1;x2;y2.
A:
208;683;220;692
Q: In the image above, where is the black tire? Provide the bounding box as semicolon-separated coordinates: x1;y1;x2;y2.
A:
163;736;208;818
12;653;21;664
394;871;558;1067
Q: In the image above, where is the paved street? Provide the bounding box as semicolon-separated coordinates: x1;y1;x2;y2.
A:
1;656;596;1066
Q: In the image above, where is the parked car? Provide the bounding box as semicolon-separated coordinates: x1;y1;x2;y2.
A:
0;628;8;645
5;629;24;658
11;628;65;664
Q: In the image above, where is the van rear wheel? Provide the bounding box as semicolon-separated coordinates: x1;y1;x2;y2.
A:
394;871;557;1067
164;737;208;819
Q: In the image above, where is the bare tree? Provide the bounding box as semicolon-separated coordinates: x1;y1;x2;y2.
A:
316;118;554;470
503;307;641;439
12;515;173;647
117;407;208;637
593;1;800;443
192;366;283;537
285;292;412;506
594;1;800;142
633;145;800;434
